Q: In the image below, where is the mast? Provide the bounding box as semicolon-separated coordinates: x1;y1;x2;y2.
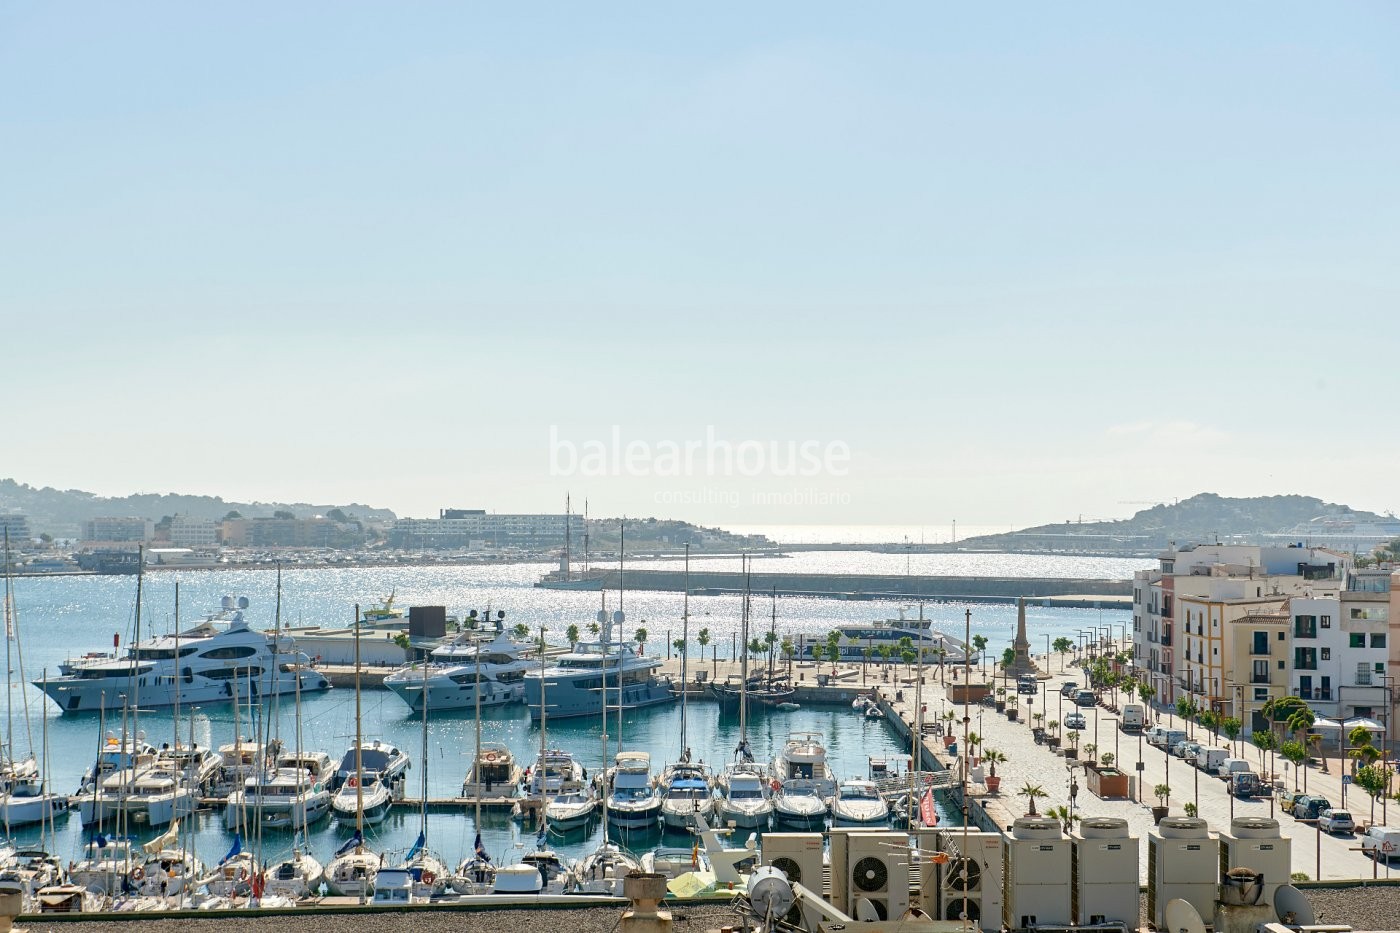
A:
679;544;689;759
537;623;548;836
353;603;364;845
172;582;180;777
3;528;12;781
420;625;430;851
472;616;482;844
131;545;142;762
739;554;750;745
909;601;925;825
616;521;624;757
599;609;610;837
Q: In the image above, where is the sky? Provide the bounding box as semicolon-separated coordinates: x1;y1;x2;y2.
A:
2;2;1397;528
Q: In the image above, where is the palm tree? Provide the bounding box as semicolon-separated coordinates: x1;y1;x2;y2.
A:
1045;804;1079;833
982;748;1007;781
861;647;873;684
566;623;580;649
1018;782;1048;815
972;635;989;675
781;637;795;676
635;626;648;654
512;622;530;641
1052;636;1073;672
697;627;712;676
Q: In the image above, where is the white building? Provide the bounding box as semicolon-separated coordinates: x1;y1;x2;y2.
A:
390;509;584;549
0;514;31;545
82;517;154;543
1288;588;1388;722
168;515;219;547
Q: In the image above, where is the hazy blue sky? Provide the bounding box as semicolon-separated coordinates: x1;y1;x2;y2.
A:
3;3;1396;527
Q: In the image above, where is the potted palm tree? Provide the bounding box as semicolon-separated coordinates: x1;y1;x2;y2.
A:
1064;730;1081;761
1046;720;1061;750
1046;804;1079;834
982;749;1007;793
942;710;957;747
1152;783;1170;824
1018;782;1048;816
995;686;1007;713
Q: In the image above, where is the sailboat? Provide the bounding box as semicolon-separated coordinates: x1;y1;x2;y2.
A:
715;560;774;829
399;657;449;900
658;547;714;830
453;627;500;894
324;604;381;900
266;590;326;901
0;532;65;828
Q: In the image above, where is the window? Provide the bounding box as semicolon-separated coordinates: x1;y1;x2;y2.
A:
1321;648;1331;660
1372;634;1387;648
1350;633;1366;649
1278;631;1286;641
1252;632;1270;655
1377;662;1386;674
1254;688;1270;701
200;645;259;660
1295;647;1318;670
1278;660;1285;669
1294;615;1317;638
1321;615;1331;628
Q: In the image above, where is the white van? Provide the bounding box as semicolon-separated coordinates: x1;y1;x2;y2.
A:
1216;758;1251;781
1121;704;1145;733
1195;747;1229;772
1361;826;1400;863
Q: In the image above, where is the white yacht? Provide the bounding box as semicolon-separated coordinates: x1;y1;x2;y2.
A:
604;751;662;830
36;597;330;713
266;849;324;899
0;770;66;828
658;761;714;830
333;741;410;790
461;742;521;799
324;834;381;898
384;630;531;712
830;778;890;826
813;607;975;664
523;611;673;720
771;779;828;829
115;769;195;828
277;749;336;785
565;843;640;895
213;739;272;797
69;836;140;895
527;749;586;795
224;767;331;830
772;732;836;797
151;744;223;796
544;779;597;832
331;772;393;825
715;763;774;829
79;733;157;793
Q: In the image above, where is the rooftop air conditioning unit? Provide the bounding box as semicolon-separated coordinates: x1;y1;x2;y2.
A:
1148;816;1219;930
1072;816;1139;927
760;831;825;918
926;829;1003;933
1003;816;1072;929
1219;817;1290;907
828;829;909;922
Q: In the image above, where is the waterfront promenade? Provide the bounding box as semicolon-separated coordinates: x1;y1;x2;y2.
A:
875;645;1394;883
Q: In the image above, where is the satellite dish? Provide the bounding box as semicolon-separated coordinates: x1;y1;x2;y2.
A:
596;610;607;624
1165;898;1207;933
855;897;885;921
497;610;506;620
237;596;249;609
1273;885;1315;926
612;610;625;624
221;596;234;610
468;610;478;619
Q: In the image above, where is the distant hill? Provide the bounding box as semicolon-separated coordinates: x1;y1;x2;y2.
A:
958;493;1398;555
0;478;397;537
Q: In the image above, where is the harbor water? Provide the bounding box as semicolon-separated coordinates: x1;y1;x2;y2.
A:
3;554;1140;870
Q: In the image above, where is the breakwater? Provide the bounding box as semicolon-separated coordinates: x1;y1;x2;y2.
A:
542;568;1133;606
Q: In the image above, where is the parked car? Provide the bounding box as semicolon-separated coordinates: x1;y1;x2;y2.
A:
1360;826;1400;863
1165;736;1195;758
1294;795;1334;821
1065;712;1087;729
1017;676;1038;695
1216;758;1252;781
1317;809;1355;835
1120;704;1145;732
1148;727;1185;749
1229;771;1262;798
1279;791;1308;816
1075;689;1097;708
1060;681;1080;697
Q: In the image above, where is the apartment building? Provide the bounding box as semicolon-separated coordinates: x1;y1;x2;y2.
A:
81;517;154;543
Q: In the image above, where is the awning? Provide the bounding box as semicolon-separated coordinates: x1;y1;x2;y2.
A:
1342;716;1385;732
1309;718;1343;732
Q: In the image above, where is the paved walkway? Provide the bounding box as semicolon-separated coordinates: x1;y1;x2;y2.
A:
874;647;1391;883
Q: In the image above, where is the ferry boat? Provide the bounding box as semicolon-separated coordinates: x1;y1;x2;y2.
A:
383;629;531;712
523;610;674;720
802;606;976;664
36;597;330;713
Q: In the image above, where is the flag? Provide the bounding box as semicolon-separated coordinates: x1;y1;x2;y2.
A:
334;831;363;857
406;831;425;862
919;788;939;827
474;833;491;864
219;834;242;866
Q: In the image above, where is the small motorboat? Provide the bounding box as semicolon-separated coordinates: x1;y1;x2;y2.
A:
771;779;828;830
830;779;890;826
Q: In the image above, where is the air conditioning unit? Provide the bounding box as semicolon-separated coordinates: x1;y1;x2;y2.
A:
828;829;909;921
1072;816;1139;926
1219;817;1290;907
761;831;825;912
928;828;1003;932
1003;816;1072;929
1148;816;1219;930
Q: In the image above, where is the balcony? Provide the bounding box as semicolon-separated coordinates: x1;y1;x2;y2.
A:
1297;688;1333;702
1250;644;1272;656
1250;673;1272;685
1294;625;1317;639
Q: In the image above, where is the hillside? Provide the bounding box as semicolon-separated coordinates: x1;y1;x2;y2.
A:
0;479;397;537
957;493;1396;554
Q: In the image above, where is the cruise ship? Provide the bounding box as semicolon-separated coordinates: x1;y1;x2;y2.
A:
383;629;531;712
522;610;674;721
35;597;330;713
802;607;976;664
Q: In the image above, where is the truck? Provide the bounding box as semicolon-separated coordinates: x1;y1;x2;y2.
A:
1120;704;1145;732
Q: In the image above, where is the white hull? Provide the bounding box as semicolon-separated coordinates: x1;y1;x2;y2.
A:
0;792;66;827
716;797;773;829
661;797;715;829
325;850;381;897
266;853;324;899
224;790;331;830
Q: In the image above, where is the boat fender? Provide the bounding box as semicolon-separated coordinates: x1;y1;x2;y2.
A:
129;865;146;882
422;870;436;885
483;751;498;762
347;776;359;788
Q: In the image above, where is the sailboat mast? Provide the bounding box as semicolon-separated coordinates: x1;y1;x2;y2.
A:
473;617;482;839
538;623;548;834
421;630;429;844
739;554;749;745
353;603;364;842
3;529;11;773
131;545;142;758
679;543;689;758
616;521;624;757
909;601;925;824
